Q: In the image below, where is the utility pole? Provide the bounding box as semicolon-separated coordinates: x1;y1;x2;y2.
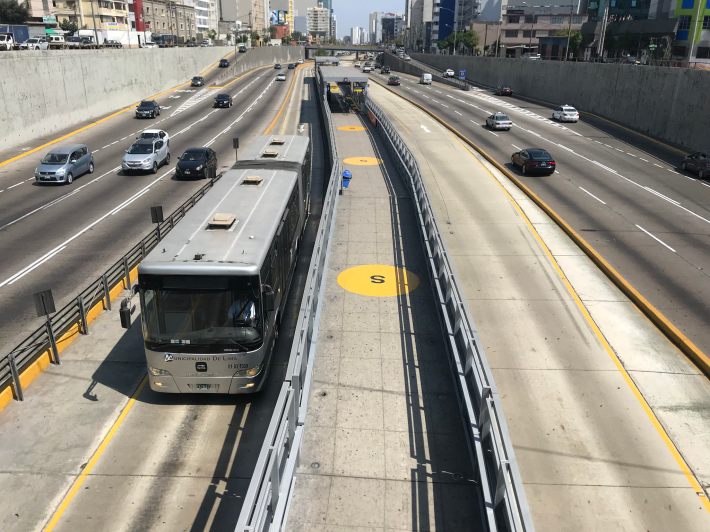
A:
564;2;574;61
89;0;99;45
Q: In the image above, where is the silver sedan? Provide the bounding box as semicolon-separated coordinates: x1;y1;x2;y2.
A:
486;113;513;131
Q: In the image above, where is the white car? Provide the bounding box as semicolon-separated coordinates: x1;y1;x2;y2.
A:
297;58;304;64
138;129;170;147
362;65;372;73
354;61;361;68
443;68;455;78
552;105;579;122
141;41;158;48
486;112;513;131
19;38;49;50
276;73;286;81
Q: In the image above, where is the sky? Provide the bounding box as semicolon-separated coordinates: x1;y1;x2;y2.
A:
333;0;405;38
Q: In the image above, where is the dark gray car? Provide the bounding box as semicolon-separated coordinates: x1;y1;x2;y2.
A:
681;152;710;178
35;144;94;185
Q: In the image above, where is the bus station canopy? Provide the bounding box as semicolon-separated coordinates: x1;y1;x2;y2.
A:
318;66;369;84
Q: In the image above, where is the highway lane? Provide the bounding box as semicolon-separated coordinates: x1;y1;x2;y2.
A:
45;69;324;532
0;64;301;349
371;69;710;364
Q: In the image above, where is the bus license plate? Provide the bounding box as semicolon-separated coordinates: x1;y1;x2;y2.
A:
194;383;213;390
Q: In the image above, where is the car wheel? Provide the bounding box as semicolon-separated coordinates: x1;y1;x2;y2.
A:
165;153;171;165
88;162;94;174
152;162;158;174
700;169;707;179
65;173;73;185
680;162;687;171
157;109;161;116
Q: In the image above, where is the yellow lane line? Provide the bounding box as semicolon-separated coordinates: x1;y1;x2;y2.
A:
44;375;148;531
373;79;710;514
1;55;249;170
263;63;307;136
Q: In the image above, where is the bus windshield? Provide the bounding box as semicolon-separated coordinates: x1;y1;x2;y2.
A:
140;275;263;353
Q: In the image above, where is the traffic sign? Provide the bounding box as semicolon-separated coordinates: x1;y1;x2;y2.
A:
458;69;467;80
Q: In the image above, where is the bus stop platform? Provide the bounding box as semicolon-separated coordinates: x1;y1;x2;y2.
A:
283;112;483;530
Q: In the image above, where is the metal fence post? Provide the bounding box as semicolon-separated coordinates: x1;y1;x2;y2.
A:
102;273;112;311
8;353;23;401
270;450;280;510
77;296;89;335
46;318;60;365
123;256;131;289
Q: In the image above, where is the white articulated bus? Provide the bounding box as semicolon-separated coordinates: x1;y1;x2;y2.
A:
123;135;310;394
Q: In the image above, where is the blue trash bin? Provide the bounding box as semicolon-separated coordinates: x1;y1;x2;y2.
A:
342;169;352;189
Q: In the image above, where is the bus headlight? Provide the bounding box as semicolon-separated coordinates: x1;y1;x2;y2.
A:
235;365;262;377
149;367;172;376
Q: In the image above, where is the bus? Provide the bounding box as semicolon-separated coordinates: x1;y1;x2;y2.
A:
122;135;310;394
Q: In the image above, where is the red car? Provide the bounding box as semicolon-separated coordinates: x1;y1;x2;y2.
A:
387;75;401;86
511;148;556;175
495;86;513;96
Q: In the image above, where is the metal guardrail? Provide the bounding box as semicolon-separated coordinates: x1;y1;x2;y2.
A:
365;96;534;532
235;70;341;532
0;174;223;401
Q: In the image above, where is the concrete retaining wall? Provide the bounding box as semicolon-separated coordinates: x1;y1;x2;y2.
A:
409;53;710;153
0;46;303;150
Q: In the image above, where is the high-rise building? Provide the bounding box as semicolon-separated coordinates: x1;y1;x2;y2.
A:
381;13;404;43
408;0;435;50
307;3;330;41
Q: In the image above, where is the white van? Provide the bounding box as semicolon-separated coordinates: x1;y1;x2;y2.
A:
420;73;432;85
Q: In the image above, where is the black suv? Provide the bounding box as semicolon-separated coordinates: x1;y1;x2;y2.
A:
135;100;161;118
219;58;229;67
494;86;513;96
214;93;233;108
274;63;282;69
191;76;205;87
381;66;391;74
681;152;710;178
288;63;296;69
176;148;218;179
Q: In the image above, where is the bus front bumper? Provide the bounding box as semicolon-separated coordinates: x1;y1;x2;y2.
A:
148;371;267;394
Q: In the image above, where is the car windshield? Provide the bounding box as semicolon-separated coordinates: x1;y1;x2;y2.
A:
495;114;510;121
193;77;202;81
140;132;159;139
41;153;69;164
216;94;229;100
138;102;154;109
562;107;576;113
128;143;154;154
140;275;263;352
529;149;552;161
182;150;206;161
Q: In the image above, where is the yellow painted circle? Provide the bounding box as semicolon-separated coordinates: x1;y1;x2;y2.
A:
338;126;365;132
343;156;382;166
337;264;420;297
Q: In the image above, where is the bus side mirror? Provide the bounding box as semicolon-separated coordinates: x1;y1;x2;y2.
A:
120;299;132;329
263;287;275;312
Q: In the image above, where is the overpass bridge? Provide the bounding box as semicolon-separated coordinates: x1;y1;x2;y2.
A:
0;50;709;532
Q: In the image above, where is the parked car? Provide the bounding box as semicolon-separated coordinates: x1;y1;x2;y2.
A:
18;37;49;50
141;41;158;48
443;68;455;77
103;39;122;48
175;147;218;179
35;144;94;185
47;35;66;49
511;148;556;175
214;93;233;108
122;138;169;174
274;63;282;69
186;40;198;47
79;36;97;48
135;100;161;118
522;53;541;60
276;72;286;81
0;33;15;50
288;63;295;69
191;76;205;87
387;75;401;86
680;152;710;178
381;66;391;74
486;112;513;131
552;105;579;122
138;129;170;146
494;86;513;96
219;58;229;67
65;36;83;49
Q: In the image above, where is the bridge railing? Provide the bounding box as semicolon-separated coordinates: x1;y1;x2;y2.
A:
235;68;341;532
365;96;534;532
0;175;222;402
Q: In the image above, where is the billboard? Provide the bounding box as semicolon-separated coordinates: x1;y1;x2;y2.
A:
270;10;288;25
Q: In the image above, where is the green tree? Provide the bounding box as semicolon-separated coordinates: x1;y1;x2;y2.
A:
552;29;582;57
59;18;78;35
437;31;478;55
207;29;217;40
0;0;28;24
